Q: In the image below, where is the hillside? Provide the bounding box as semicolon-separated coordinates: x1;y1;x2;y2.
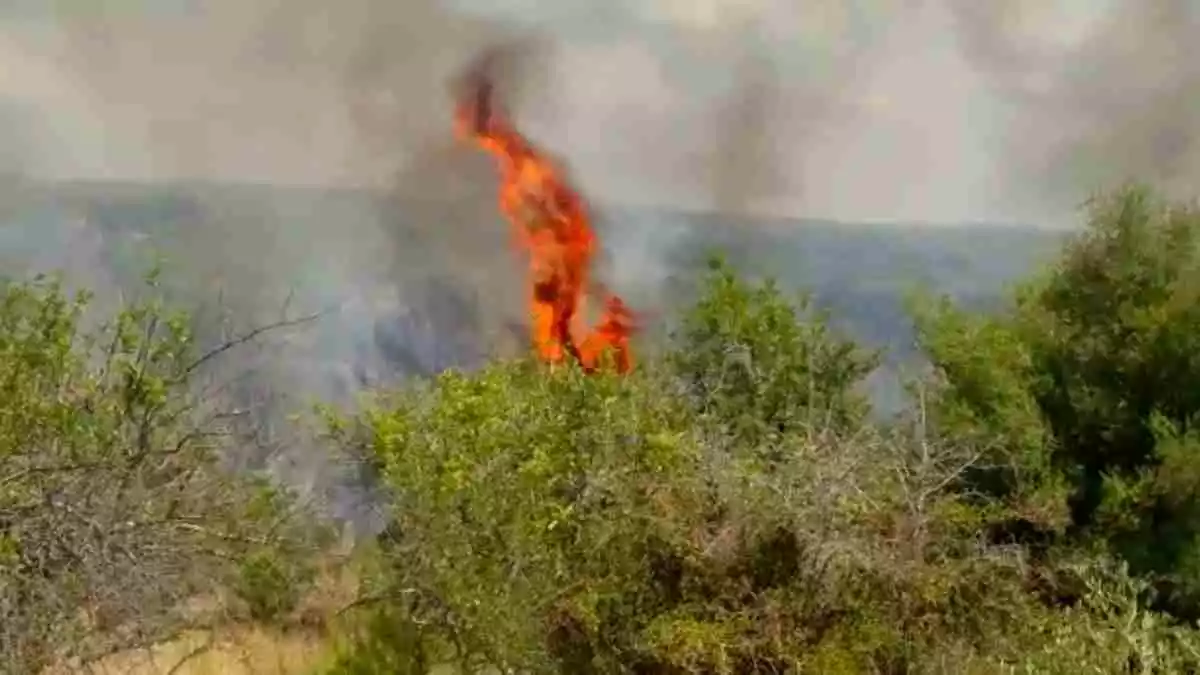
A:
0;179;1064;408
11;182;1200;674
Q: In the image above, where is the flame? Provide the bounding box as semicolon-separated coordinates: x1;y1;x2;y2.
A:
454;67;635;373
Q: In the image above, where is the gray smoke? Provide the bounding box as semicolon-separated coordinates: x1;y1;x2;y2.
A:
707;52;786;219
1;0;1194;533
9;2;1193;230
948;0;1200;222
0;0;549;533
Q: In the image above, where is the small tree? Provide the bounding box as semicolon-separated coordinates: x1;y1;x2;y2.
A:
0;273;321;674
669;256;878;450
916;184;1200;615
322;360;707;672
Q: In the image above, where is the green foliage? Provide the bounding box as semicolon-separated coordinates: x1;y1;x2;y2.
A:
0;272;320;674
234;544;312;624
916;184;1200;615
323;361;706;672
16;182;1200;672
321;252;1200;673
910;291;1071;532
1000;557;1200;674
324;603;445;675
670;256;878;448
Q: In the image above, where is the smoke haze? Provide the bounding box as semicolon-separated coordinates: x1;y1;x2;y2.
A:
0;0;1193;530
0;1;1193;225
948;0;1200;224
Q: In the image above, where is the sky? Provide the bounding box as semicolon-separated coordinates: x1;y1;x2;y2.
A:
0;0;1190;227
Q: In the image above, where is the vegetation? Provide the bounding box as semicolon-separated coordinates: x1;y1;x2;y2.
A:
0;273;325;674
915;187;1200;618
8;184;1200;673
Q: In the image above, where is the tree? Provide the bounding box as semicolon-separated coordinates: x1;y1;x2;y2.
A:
322;360;707;672
322;264;1127;673
669;256;878;451
0;273;321;674
916;185;1200;616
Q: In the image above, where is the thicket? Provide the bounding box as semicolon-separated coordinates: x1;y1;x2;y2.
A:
8;184;1200;674
312;186;1200;673
0;273;326;675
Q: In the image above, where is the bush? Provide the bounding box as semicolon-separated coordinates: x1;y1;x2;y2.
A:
916;184;1200;617
1006;557;1200;674
669;256;878;448
234;535;317;624
320;257;1188;673
15;184;1200;672
0;273;320;674
322;361;706;672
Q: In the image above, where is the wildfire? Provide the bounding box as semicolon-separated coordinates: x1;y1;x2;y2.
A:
453;60;635;374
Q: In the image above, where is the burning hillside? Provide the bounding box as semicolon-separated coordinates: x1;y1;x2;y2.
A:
453;54;635;373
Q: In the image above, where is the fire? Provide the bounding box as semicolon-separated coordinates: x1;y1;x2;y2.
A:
453;64;635;373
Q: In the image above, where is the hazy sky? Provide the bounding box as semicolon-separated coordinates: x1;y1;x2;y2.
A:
0;0;1189;227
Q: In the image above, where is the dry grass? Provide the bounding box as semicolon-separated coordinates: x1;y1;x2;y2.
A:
42;553;360;675
45;626;331;675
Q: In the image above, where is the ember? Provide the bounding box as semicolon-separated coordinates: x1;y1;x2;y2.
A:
453;56;635;373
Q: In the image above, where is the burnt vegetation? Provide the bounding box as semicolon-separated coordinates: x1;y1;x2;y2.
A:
9;185;1200;673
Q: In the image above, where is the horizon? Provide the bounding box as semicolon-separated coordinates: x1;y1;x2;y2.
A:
3;175;1063;231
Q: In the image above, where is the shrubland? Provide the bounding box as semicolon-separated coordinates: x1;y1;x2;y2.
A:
0;272;328;674
7;184;1200;673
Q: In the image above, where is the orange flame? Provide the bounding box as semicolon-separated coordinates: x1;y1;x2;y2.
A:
454;68;635;373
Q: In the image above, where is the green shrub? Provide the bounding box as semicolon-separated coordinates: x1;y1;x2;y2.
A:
320;262;1126;673
322;360;706;672
915;185;1200;616
0;273;320;674
669;256;878;449
235;546;310;624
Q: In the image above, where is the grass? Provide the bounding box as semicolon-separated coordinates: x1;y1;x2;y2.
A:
41;554;361;675
48;626;330;675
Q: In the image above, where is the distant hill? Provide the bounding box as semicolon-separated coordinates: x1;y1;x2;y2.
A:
0;179;1068;412
600;205;1064;349
597;205;1066;412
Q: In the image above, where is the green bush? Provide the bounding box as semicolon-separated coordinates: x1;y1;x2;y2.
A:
0;273;320;674
669;256;878;448
916;185;1200;616
234;536;316;624
322;361;706;672
320;253;1195;673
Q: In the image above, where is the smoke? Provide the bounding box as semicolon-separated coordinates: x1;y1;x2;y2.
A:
4;2;1195;225
0;0;1195;532
558;0;1199;226
706;52;787;219
947;0;1200;223
0;0;548;533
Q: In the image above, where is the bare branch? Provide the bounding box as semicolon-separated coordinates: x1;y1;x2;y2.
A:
182;311;324;377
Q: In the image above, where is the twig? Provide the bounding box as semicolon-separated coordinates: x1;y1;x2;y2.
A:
917;450;985;505
170;521;272;546
182;312;324;377
0;462;108;488
334;588;421;618
166;635;214;675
